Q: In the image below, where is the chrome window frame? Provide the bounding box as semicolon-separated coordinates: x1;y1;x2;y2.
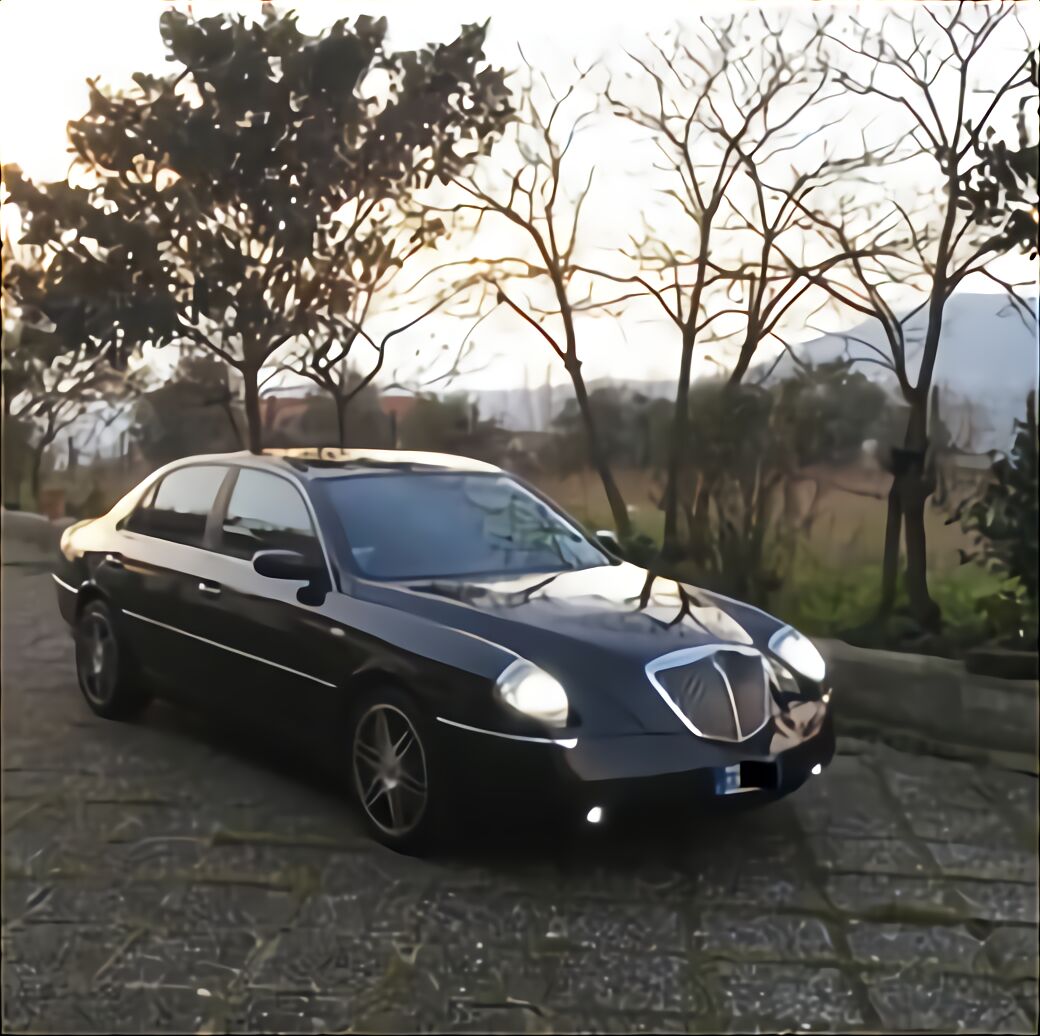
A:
114;458;338;593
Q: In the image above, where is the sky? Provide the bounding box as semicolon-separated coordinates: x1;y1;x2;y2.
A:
2;0;1038;395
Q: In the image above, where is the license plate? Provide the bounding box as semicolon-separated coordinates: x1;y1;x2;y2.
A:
713;761;778;795
714;764;743;795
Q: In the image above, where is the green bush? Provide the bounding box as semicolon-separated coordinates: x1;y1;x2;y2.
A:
951;392;1038;647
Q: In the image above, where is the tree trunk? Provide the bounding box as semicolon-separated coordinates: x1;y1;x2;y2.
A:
242;369;263;454
686;474;713;568
878;475;902;617
902;471;940;632
567;359;631;538
221;401;244;449
335;395;349;448
899;394;941;631
662;325;696;560
551;273;630;541
728;339;756;386
29;442;46;509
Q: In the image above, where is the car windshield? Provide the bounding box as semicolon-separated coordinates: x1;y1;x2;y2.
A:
324;472;611;580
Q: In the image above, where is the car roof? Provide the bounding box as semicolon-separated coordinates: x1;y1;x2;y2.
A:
172;448;503;479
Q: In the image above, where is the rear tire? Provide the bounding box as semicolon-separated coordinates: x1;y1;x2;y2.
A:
348;685;447;854
75;600;151;721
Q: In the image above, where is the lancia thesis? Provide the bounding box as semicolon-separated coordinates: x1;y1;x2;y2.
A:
53;449;834;851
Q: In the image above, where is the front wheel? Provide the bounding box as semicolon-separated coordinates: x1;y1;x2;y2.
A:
349;688;446;853
75;600;151;721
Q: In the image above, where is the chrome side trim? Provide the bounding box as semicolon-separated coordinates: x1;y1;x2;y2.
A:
122;609;336;688
645;642;770;743
52;574;79;594
435;716;577;749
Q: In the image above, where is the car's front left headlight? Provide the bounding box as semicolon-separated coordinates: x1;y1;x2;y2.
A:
495;659;570;727
768;625;826;684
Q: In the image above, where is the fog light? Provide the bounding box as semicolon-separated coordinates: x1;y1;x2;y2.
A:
811;763;823;776
585;806;604;824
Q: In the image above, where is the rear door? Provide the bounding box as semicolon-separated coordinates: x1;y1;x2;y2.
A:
109;463;233;707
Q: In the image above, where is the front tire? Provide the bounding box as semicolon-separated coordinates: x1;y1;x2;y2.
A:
348;686;445;853
75;600;151;721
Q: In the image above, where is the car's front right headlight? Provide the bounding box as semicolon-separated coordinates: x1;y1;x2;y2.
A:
768;625;827;684
495;659;570;727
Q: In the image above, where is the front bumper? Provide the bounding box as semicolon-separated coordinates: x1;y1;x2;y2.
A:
437;709;835;817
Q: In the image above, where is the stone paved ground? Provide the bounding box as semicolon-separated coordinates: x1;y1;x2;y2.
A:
2;565;1037;1034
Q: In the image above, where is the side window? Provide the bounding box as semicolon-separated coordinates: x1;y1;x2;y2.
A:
126;465;227;548
219;469;319;561
122;481;158;532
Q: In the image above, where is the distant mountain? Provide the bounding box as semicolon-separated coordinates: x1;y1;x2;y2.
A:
467;294;1038;452
758;293;1038;452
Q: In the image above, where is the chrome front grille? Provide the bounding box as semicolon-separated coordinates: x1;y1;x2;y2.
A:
646;644;771;742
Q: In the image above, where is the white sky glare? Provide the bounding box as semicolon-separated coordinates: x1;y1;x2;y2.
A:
2;0;1037;394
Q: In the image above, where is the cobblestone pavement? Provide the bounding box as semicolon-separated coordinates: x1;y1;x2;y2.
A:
2;565;1037;1034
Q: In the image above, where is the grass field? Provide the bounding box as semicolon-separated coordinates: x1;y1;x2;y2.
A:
533;463;1005;641
535;463;977;571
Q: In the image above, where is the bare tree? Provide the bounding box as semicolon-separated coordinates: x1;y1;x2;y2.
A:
3;329;136;503
423;66;635;538
277;208;476;447
801;2;1037;629
602;11;862;559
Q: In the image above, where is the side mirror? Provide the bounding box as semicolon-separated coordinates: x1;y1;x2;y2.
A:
595;529;623;556
252;549;320;581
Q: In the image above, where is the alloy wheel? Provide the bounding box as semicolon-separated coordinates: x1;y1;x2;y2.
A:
352;703;429;838
78;612;117;706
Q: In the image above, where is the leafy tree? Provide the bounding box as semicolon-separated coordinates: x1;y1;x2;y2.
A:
772;362;892;468
959;49;1039;259
1;414;35;508
952;391;1038;645
262;383;390;450
546;387;654;476
666;365;900;605
398;393;507;463
2;323;130;504
132;352;244;465
2;9;511;452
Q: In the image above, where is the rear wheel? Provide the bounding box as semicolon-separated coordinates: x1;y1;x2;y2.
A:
349;687;445;853
75;600;151;720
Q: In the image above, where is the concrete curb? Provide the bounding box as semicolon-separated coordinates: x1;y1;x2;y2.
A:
820;637;1039;763
1;510;73;566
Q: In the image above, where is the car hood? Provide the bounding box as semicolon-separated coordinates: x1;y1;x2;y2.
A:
358;561;788;734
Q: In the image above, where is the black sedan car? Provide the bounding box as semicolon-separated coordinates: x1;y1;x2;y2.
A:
54;448;834;850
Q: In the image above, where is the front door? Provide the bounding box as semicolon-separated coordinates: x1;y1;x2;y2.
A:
194;465;354;739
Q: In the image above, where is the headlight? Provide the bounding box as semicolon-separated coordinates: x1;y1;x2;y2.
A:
768;625;826;684
495;659;570;727
59;519;89;561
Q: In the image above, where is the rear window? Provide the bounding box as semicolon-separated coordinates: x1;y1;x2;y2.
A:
125;465;227;548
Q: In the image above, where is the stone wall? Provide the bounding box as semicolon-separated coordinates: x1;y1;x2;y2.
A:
822;638;1039;771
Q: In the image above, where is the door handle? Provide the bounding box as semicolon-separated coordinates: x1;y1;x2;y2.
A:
197;581;222;597
104;553;124;569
